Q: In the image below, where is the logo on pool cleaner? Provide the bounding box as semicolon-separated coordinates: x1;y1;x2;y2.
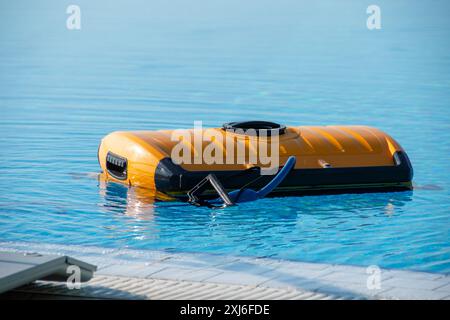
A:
170;121;280;175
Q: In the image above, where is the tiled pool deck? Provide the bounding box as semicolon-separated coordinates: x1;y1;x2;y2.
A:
1;242;449;300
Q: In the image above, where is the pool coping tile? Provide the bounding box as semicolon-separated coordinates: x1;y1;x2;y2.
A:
1;241;449;300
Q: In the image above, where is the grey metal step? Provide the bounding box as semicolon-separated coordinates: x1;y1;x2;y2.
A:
0;251;97;294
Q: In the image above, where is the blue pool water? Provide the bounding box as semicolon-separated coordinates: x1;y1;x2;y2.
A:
0;0;449;273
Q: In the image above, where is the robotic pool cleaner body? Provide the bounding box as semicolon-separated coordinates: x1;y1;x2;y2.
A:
98;121;413;202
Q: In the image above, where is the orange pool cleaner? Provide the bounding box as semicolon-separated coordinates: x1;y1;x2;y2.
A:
98;121;413;200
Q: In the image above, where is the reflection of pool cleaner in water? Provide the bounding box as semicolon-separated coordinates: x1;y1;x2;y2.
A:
98;121;413;201
187;156;297;208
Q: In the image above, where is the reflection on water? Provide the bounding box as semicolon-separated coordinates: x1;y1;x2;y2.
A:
98;173;182;220
99;174;413;221
95;177;442;272
99;174;156;220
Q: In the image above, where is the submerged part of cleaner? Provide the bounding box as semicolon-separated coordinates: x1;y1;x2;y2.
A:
187;156;297;208
98;121;413;202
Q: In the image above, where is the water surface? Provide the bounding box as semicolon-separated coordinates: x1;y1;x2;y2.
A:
0;0;449;272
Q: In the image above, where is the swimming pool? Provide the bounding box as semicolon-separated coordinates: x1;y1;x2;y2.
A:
0;0;449;273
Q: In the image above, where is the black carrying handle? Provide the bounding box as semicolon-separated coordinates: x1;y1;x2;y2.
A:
222;121;286;136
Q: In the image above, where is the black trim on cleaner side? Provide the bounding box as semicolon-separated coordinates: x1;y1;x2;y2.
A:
155;151;414;199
